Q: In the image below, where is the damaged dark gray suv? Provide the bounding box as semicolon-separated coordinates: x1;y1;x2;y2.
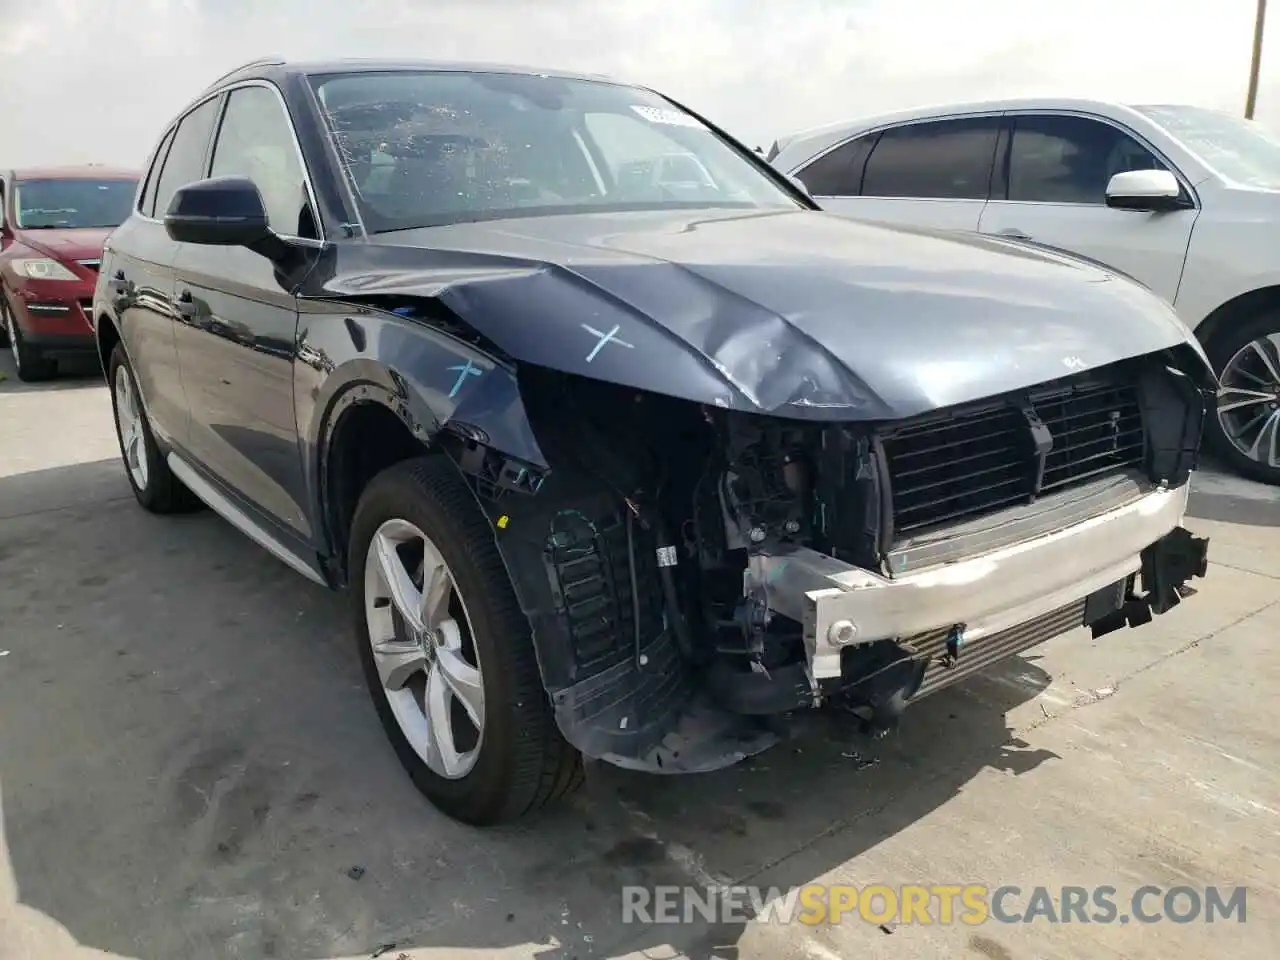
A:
94;58;1214;824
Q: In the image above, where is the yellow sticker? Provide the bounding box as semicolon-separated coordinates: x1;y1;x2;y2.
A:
496;515;510;529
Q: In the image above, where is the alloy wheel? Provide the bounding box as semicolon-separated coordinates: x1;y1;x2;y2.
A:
113;365;150;490
363;518;485;780
1217;333;1280;470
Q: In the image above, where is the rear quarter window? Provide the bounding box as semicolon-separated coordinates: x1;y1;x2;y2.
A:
794;134;878;196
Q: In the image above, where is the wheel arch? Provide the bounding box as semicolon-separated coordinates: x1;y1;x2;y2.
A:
300;307;550;584
95;310;122;373
1193;284;1280;356
316;373;438;584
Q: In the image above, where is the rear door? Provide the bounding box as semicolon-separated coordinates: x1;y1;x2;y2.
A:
170;82;320;542
977;113;1199;302
106;97;221;447
793;115;1004;232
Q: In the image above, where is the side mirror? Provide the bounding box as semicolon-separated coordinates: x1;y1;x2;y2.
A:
1105;169;1187;212
164;176;271;246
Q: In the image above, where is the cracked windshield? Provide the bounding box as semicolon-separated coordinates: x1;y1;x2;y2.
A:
311;70;801;231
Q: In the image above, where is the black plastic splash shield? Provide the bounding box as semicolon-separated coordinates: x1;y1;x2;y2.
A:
1089;525;1210;638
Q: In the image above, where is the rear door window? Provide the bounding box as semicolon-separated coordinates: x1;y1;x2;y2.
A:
139;127;177;218
861;117;1002;200
153;97;220;219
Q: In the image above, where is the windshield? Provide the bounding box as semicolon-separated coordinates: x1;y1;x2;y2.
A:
309;70;801;232
1135;104;1280;190
13;178;139;229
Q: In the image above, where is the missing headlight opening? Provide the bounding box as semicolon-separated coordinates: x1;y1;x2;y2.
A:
437;349;1211;774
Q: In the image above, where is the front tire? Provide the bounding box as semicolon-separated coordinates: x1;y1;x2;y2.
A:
1204;311;1280;486
107;343;200;513
349;456;583;825
4;299;57;382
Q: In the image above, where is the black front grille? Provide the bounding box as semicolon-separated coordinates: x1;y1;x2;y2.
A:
1036;383;1145;492
883;376;1145;535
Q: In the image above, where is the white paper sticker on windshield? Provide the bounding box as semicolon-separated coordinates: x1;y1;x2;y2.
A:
631;105;705;128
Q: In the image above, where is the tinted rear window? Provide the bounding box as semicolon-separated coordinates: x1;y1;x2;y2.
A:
153;97;220;219
861;118;1001;200
794;134;877;196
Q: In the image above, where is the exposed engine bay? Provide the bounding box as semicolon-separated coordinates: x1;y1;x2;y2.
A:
438;346;1212;773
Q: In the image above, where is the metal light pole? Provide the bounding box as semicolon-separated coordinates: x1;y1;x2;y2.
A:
1246;0;1269;119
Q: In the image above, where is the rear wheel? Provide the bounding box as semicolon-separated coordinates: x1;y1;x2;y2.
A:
3;299;57;382
1205;311;1280;486
349;456;583;825
108;342;200;513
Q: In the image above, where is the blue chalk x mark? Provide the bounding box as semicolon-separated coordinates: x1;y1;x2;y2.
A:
581;323;634;362
446;360;483;398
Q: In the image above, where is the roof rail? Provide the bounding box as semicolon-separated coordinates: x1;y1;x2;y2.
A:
203;57;286;92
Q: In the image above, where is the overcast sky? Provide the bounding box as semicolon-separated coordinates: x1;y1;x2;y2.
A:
2;0;1276;168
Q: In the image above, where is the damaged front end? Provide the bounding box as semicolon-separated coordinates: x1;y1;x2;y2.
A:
438;344;1213;773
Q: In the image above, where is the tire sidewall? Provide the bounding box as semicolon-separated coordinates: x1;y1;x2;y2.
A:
348;461;532;818
1203;312;1280;486
107;344;166;507
6;301;34;377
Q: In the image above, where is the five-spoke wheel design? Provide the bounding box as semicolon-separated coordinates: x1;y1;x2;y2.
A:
364;518;485;780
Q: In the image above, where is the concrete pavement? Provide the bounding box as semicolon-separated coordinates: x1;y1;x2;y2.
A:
1;355;1278;959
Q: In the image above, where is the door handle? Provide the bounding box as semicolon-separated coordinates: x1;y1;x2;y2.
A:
998;228;1032;241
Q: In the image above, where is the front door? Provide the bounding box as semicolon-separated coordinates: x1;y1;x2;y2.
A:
977;113;1198;304
170;83;321;542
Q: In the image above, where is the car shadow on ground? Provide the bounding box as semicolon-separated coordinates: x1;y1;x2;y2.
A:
0;458;1060;960
0;354;103;393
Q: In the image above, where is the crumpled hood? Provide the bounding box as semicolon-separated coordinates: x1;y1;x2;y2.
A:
15;227;111;263
319;208;1209;421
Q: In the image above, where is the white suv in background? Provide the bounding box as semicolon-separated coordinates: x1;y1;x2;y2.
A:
770;99;1280;485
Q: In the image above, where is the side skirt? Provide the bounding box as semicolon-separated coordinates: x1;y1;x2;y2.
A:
167;452;329;587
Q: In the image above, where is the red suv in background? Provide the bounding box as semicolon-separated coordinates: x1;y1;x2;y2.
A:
1;166;140;381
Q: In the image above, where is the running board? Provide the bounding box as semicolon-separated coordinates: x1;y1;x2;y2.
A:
166;453;326;586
